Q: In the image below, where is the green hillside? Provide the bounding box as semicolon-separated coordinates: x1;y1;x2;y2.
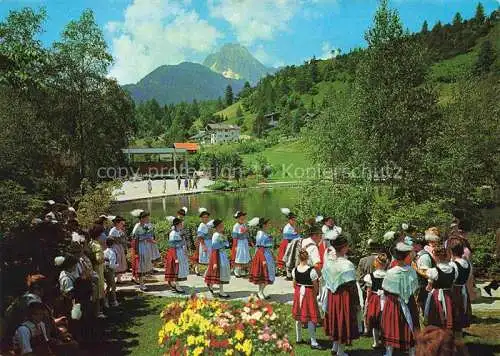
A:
242;140;308;182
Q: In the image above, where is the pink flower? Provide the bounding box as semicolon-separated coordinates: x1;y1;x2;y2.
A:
271;333;277;340
262;333;271;342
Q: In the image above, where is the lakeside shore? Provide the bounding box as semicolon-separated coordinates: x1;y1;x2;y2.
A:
113;178;302;202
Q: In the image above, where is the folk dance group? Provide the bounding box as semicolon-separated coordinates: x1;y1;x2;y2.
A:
129;206;473;356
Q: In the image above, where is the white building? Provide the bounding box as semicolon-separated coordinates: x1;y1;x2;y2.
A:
206;123;241;144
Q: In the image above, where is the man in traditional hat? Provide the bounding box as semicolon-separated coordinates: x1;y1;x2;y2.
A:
301;225;323;273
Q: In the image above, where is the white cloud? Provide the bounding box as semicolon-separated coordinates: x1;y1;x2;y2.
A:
252;45;284;68
320;41;340;59
208;0;337;45
107;0;221;84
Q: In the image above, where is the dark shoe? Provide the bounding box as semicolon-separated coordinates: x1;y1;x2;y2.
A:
218;293;230;298
174;288;185;294
484;285;492;297
311;344;326;350
285;277;293;281
207;286;214;295
295;340;307;345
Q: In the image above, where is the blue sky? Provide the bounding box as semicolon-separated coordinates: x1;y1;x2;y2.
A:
1;0;498;84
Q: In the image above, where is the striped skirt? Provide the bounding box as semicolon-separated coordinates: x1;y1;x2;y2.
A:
249;247;275;285
324;283;360;345
292;285;320;324
381;293;419;351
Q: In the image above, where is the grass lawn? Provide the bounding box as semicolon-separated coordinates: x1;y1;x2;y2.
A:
242;140;311;182
96;294;500;356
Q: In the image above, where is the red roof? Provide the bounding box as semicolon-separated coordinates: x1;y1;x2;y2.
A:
174;142;199;151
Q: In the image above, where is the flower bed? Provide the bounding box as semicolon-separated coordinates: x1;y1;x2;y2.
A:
158;295;293;355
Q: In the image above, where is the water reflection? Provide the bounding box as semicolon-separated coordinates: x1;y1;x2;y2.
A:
112;187;299;224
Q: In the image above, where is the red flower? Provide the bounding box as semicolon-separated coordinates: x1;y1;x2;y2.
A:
266;305;273;315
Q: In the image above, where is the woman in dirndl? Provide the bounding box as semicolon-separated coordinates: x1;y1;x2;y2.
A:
194;207;213;276
322;235;361;356
292;249;325;350
108;216;128;282
164;217;189;293
205;219;231;298
363;253;388;349
381;242;420;356
248;217;275;300
448;237;473;339
277;208;300;276
231;211;251;277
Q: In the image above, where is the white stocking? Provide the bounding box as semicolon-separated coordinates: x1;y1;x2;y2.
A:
295;321;302;342
385;346;393;356
307;321;318;346
409;347;416;356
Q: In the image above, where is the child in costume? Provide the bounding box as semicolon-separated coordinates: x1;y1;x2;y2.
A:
292;249;325;350
249;217;275;299
363;253;388;348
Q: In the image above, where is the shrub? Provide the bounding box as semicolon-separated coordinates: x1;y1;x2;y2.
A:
468;231;500;277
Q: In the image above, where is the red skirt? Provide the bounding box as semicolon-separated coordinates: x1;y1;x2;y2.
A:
292;285;320;324
324;283;360;345
164;248;179;282
365;292;382;331
249;247;271;285
131;241;139;279
230;238;237;268
205;250;229;285
426;289;454;330
381;293;419;351
277;240;289;269
451;285;472;330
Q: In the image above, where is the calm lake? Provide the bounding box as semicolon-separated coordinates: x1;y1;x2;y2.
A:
111;186;300;224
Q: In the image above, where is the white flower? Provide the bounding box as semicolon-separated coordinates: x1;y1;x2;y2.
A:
269;313;277;321
251;311;263;320
243;307;250;313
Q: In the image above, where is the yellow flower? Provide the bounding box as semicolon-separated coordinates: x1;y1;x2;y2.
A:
187;335;196;346
235;329;244;341
224;350;234;356
242;339;252;356
192;346;204;356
